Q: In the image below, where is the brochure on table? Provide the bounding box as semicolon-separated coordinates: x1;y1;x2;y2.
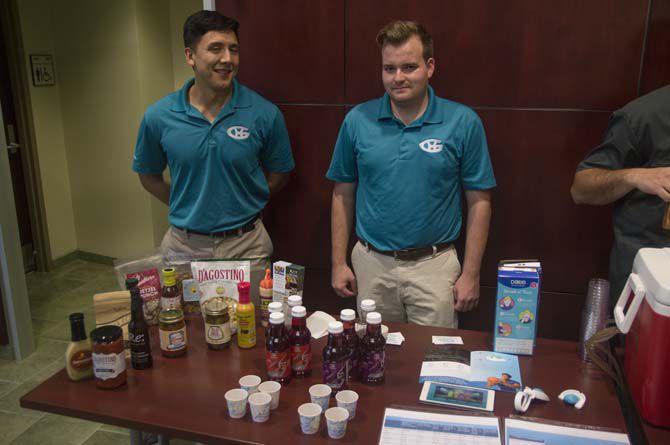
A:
504;418;630;445
419;347;523;393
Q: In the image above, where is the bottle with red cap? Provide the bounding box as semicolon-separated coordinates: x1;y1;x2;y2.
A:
322;321;349;393
236;281;256;349
266;312;291;383
289;305;312;377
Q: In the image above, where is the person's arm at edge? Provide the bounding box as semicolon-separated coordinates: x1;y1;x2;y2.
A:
454;189;492;312
571;167;670;205
265;171;290;197
331;181;357;298
138;173;170;205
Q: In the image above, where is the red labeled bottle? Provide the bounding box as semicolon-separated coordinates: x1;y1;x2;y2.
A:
266;312;291;384
289;305;312;377
340;308;359;382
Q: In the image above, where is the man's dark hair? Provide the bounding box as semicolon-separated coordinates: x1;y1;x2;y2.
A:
183;11;239;49
376;20;433;61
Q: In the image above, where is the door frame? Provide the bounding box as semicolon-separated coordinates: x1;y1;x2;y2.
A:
0;0;53;271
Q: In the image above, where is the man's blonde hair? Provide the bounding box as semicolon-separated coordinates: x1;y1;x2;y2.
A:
376;20;433;61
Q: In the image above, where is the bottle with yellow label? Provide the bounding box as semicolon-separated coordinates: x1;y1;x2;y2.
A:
260;269;273;328
236;281;256;348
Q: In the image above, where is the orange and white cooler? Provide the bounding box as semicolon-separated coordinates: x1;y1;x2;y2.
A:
614;247;670;427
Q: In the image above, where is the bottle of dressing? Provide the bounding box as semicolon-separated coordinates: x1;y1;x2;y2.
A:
65;313;93;381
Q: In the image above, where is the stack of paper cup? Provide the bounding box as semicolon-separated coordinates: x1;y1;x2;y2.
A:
578;278;611;361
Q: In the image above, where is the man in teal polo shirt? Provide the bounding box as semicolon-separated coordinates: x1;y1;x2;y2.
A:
133;11;294;304
327;21;495;327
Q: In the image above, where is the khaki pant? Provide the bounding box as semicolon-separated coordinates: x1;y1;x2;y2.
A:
351;241;461;328
160;219;272;307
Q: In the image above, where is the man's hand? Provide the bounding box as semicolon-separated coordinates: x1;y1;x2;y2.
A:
332;264;358;298
453;272;480;312
627;167;670;202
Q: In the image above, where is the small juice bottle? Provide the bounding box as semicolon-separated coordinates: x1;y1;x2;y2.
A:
285;294;302;329
266;312;291;383
289;305;312;378
359;312;385;385
341;308;359;382
259;269;273;328
160;267;182;310
236;281;256;349
322;321;349;393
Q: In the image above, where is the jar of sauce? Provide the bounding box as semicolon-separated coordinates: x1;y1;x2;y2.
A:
159;308;187;358
91;325;127;389
203;297;231;350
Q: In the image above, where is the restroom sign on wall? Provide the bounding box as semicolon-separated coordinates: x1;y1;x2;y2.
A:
30;55;55;86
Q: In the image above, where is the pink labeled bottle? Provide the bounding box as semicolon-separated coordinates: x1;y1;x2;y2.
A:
322;321;349;393
359;311;385;385
266;312;292;384
340;308;359;382
289;305;312;377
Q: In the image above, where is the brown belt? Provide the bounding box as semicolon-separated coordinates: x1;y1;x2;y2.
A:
174;215;259;239
359;239;453;261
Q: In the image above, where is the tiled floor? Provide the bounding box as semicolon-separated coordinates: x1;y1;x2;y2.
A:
0;258;195;444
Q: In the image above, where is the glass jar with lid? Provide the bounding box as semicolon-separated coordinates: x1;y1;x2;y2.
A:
159;308;188;358
203;297;231;350
91;325;127;389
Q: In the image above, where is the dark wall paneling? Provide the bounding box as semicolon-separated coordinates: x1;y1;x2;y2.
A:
640;0;670;94
346;0;647;109
216;0;670;340
478;110;613;294
216;0;345;103
263;105;345;268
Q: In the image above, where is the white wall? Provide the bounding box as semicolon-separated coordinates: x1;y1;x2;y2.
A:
17;0;201;260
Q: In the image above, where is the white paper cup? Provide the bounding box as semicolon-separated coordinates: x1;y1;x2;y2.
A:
309;384;332;411
298;402;322;435
335;390;359;420
225;388;248;419
239;375;262;394
248;392;272;423
258;380;281;410
325;407;349;439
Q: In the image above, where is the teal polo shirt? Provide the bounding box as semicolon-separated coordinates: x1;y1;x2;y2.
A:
132;78;294;233
326;87;496;251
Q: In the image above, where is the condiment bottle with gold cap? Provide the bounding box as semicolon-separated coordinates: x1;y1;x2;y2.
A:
260;269;273;328
236;281;256;348
161;267;182;310
203;297;231;350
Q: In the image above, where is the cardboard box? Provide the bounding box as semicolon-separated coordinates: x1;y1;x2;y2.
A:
272;261;305;304
493;260;541;355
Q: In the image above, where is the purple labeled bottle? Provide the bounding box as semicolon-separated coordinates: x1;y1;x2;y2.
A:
322;321;349;393
359;311;385;385
340;308;359;382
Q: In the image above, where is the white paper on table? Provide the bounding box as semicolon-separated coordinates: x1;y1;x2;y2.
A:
504;418;630;445
306;311;336;339
379;407;500;445
432;335;464;345
386;332;404;345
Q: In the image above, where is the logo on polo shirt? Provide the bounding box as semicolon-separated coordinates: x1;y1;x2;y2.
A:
418;138;443;153
227;126;250;140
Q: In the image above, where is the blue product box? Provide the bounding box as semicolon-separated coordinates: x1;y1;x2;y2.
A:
493;261;541;355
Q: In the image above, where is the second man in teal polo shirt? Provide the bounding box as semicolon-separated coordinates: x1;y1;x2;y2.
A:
327;21;495;328
133;11;294;304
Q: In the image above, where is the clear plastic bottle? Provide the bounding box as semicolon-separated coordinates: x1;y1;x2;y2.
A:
259;269;273;328
289;305;312;378
266;312;291;384
340;308;359;382
322;321;349;393
359;299;376;327
359;312;385;385
285;294;302;329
